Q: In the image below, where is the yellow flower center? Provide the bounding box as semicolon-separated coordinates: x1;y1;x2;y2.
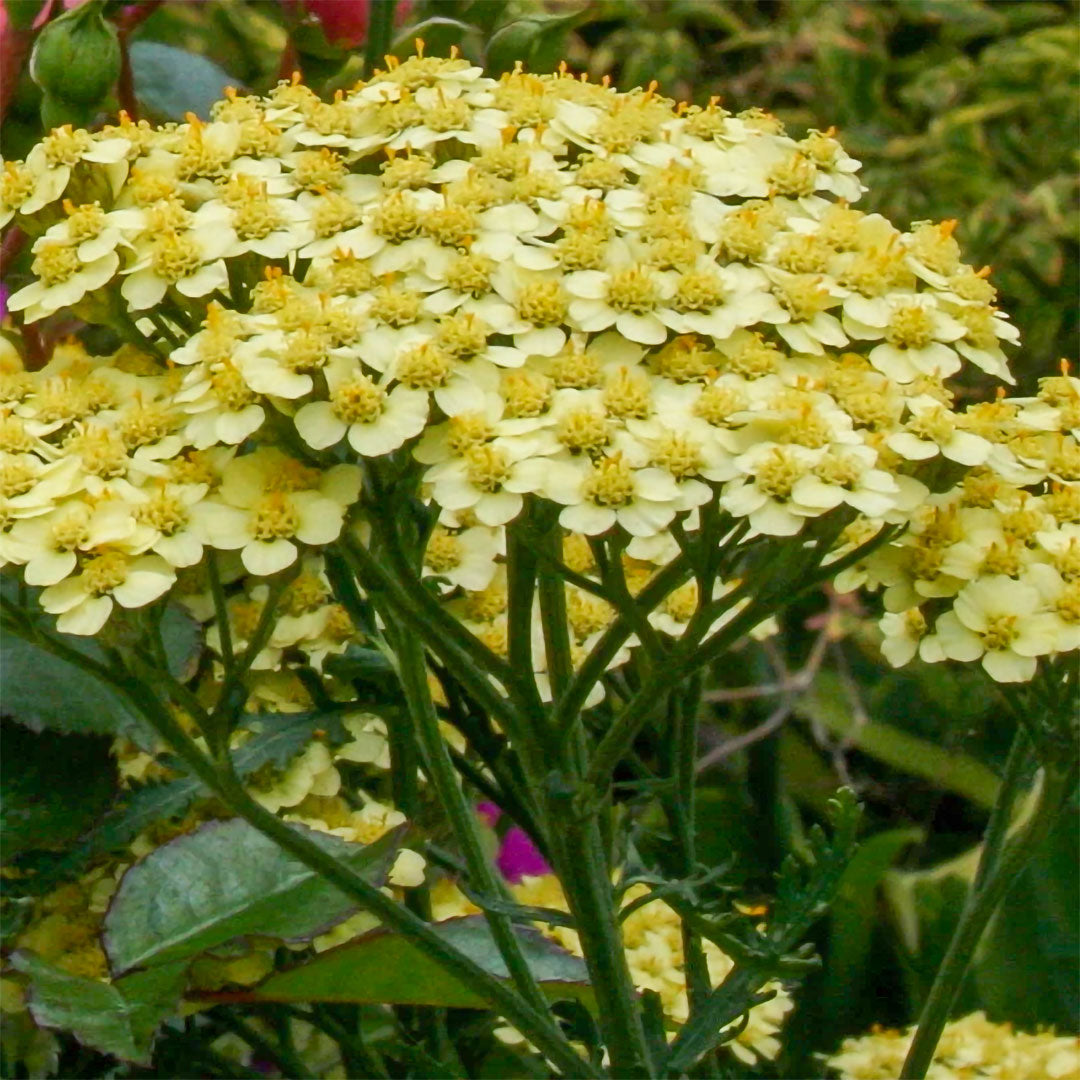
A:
980;613;1018;652
663;581;699;623
311;192;362;238
120;402;176;449
445;413;494;455
583;456;635;508
43;126;91;167
265;459;321;492
251;493;301;539
284;572;330;615
549;345;600;389
886;305;935;350
567;590;613;640
501;370;551;418
445;253;494;296
814;452;863;489
768;152;817;197
695;383;746;426
31;242;81;286
673;270;726;313
68;427;127;477
463;581;507;621
380;152;434;190
150;232;204;283
64;202;107;243
603;367;651;420
372;191;423;241
368;286;421;326
437;313;488;359
50;511;91;552
425;527;463;572
331;375;385;424
137;490;189;535
558;407;610;456
464;444;510;493
83;550;129;596
0;416;35;454
211;362;257;410
776;275;832;322
755;448;806;499
606;265;658;313
292;148;347;190
652;432;703;479
396;342;452;389
516;279;568;326
908;407;955;445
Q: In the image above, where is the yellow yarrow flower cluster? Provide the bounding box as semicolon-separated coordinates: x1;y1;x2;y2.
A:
1;47;1073;700
826;1011;1080;1080
837;367;1080;681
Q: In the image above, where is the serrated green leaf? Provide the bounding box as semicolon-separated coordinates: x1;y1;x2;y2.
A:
228;915;591;1009
1;720;116;859
104;818;404;974
129;42;239;121
11;952;186;1065
0;589;144;740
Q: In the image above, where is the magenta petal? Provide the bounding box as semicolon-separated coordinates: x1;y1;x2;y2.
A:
496;826;550;883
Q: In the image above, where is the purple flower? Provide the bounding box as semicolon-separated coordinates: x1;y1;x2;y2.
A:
496;826;550;883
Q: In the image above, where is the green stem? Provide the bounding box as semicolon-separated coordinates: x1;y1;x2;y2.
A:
336;535;523;737
546;816;653;1078
537;523;574;701
393;629;556;1022
553;553;691;742
670;672;710;1014
900;754;1078;1079
211;1010;315;1080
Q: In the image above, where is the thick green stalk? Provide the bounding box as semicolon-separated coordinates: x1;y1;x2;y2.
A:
546;815;653;1078
393;628;556;1022
900;754;1078;1079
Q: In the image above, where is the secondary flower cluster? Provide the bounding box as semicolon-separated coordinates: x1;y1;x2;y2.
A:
826;1011;1079;1079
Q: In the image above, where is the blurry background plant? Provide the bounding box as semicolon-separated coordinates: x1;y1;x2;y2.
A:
0;2;1076;1078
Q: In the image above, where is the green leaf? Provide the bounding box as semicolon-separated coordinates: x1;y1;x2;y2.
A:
129;42;239;121
233;915;591;1009
159;605;202;683
390;17;480;59
104;818;404;974
977;801;1079;1028
0;720;116;859
0;589;145;740
818;826;924;1041
31;711;351;891
11;952;186;1065
772;787;862;947
484;11;589;75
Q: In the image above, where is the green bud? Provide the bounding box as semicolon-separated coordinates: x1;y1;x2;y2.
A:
39;91;99;133
30;1;121;106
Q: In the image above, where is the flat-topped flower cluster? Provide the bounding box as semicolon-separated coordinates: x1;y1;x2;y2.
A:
0;50;1076;687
